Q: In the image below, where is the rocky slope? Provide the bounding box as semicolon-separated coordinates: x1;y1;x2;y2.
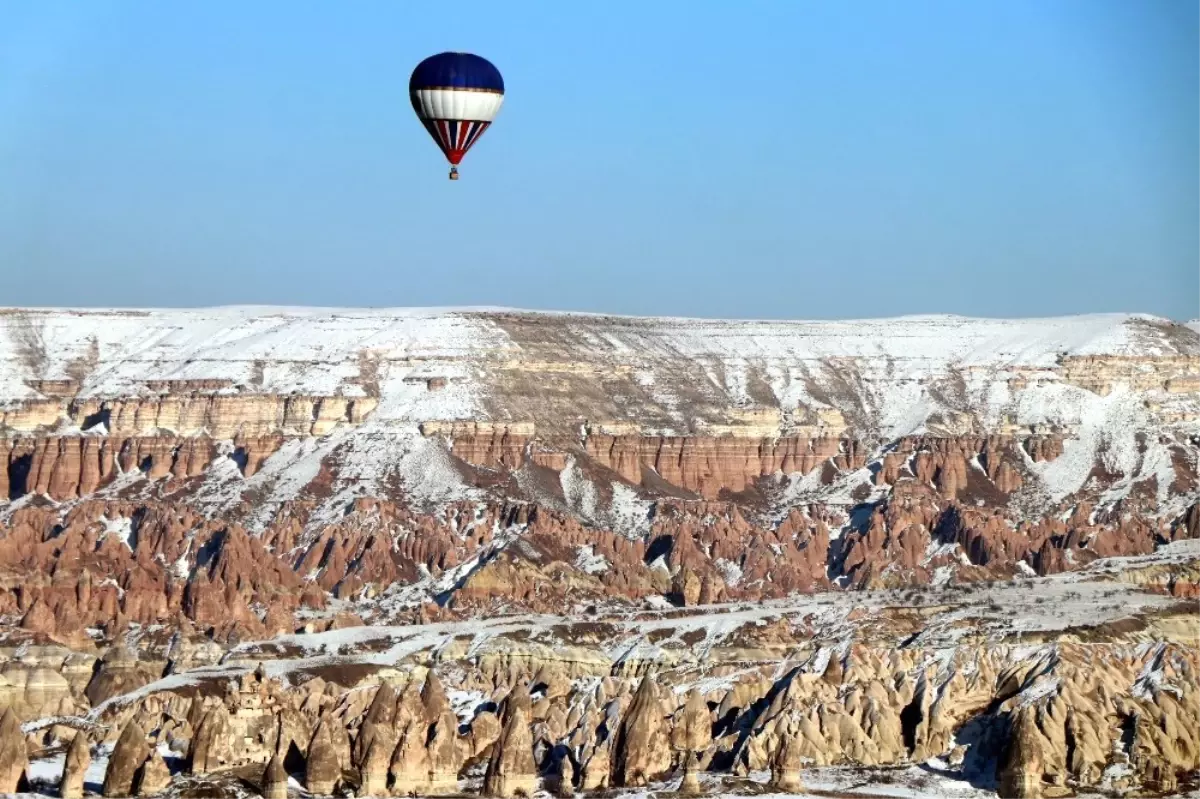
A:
6;543;1200;798
0;306;1197;797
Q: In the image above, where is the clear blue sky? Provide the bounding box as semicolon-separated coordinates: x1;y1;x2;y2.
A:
2;1;1196;320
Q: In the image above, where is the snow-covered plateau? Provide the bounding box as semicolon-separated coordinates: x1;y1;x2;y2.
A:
0;307;1196;798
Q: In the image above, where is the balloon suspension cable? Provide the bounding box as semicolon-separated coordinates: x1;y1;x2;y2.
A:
449;166;459;180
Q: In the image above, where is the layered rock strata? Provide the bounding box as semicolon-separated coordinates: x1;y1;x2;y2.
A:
0;308;1197;798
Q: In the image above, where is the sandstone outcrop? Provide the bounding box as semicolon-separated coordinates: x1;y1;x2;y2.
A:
361;734;393;795
0;480;1188;638
0;662;77;720
87;647;156;707
768;719;804;793
483;686;537;797
188;704;232;774
12;628;1186;798
610;675;671;787
671;688;711;755
997;709;1046;798
262;750;289;799
678;751;702;795
135;751;171;797
581;432;868;498
0;707;28;793
580;737;610;791
389;718;431;796
0;309;1196;798
60;731;91;799
305;717;340;796
421;671;449;722
426;709;462;794
103;720;149;798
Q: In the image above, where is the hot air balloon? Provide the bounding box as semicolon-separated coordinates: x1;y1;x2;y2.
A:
409;52;504;180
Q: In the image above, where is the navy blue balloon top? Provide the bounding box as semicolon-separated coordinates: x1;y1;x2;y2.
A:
409;52;505;93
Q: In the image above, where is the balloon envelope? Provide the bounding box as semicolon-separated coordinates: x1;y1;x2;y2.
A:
410;52;504;168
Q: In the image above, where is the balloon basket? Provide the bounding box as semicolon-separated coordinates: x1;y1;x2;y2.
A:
449;167;459;180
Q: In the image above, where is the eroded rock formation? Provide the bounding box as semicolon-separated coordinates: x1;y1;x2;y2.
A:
611;675;671;787
103;720;149;798
305;717;340;795
0;707;28;793
60;731;91;799
0;309;1197;798
262;751;288;799
483;686;537;798
135;751;171;797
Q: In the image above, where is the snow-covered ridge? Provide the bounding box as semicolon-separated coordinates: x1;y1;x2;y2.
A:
0;306;512;409
1;307;1193;387
1;306;1196;442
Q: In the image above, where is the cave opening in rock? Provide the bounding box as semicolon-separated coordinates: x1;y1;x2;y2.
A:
81;408;111;431
283;740;306;776
230;447;249;475
643;534;673;565
7;452;31;499
900;695;923;754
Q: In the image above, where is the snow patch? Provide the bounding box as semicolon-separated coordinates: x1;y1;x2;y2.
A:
98;515;133;550
574;545;610;575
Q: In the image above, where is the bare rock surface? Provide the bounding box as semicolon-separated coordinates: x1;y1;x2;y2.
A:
59;731;90;799
611;675;671;787
103;720;148;798
304;717;340;796
0;707;28;793
0;307;1197;798
135;751;171;796
483;686;537;797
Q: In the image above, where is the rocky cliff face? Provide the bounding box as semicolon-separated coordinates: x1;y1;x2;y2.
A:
6;549;1200;798
0;307;1198;797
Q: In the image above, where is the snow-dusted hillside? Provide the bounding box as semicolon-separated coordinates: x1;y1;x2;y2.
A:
2;306;1196;430
1;306;1197;520
0;310;1197;799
